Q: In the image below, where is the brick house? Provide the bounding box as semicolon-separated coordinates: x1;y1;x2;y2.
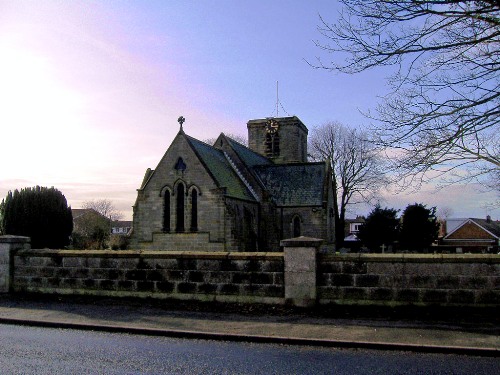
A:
129;116;335;252
442;216;500;253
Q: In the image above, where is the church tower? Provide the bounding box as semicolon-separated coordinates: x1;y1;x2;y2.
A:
247;116;308;164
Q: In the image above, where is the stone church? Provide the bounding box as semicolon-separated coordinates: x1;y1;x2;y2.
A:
130;116;335;252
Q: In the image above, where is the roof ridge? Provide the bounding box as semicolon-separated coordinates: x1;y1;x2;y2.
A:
223;151;259;200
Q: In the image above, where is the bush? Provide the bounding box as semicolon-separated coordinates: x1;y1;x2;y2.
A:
109;234;129;250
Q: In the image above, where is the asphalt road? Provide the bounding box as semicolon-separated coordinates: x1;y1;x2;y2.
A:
0;324;497;374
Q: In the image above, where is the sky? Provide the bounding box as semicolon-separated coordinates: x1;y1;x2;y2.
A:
0;1;498;221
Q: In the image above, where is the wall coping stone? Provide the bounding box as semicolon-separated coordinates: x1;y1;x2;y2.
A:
320;253;500;264
280;236;323;248
14;249;284;261
0;235;30;244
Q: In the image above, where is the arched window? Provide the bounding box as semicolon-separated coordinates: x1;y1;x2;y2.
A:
190;189;198;232
176;183;185;232
163;191;170;232
293;216;301;238
265;132;280;158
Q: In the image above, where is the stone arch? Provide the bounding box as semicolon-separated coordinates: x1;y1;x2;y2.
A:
159;184;173;197
172;179;188;196
187;184;202;196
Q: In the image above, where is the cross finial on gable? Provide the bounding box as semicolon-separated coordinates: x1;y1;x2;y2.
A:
178;116;186;131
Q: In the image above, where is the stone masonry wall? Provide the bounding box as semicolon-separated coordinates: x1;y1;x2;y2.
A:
2;235;499;308
12;249;284;304
318;254;500;306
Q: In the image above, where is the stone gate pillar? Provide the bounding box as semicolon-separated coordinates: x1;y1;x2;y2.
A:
280;236;322;307
0;235;30;293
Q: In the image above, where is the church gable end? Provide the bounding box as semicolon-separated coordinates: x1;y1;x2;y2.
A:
132;132;224;246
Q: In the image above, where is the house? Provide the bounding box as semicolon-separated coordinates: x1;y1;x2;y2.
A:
442;216;500;253
129;116;335;252
343;216;365;250
344;216;365;240
344;216;365;242
111;221;132;235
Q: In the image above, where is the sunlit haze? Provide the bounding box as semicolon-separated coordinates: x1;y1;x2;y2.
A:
1;1;497;220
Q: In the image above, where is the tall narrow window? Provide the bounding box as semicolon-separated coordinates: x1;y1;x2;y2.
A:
190;189;198;231
176;183;185;232
265;132;280;158
163;192;170;232
293;216;301;238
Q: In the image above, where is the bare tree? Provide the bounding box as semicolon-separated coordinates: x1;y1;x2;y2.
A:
314;1;500;192
309;121;387;247
437;206;454;221
82;199;122;221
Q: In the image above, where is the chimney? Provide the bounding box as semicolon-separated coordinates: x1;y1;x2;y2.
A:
486;215;491;223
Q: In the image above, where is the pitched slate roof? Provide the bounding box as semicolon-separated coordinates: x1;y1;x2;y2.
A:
186;135;256;201
226;138;272;168
253;163;326;206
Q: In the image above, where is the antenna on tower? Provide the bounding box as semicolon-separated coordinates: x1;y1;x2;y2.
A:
270;81;290;118
276;81;279;117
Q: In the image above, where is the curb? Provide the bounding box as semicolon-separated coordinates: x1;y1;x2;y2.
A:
0;317;498;357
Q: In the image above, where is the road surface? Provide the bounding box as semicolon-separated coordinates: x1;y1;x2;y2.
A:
0;324;497;374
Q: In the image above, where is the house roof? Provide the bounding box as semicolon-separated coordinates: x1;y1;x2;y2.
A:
253;163;326;206
71;208;102;220
71;209;89;219
444;218;500;240
470;218;500;238
345;217;365;224
186;135;256;202
344;234;360;242
112;220;132;228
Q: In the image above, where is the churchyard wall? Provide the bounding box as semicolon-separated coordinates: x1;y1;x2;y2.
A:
318;254;500;306
11;248;284;304
0;236;498;307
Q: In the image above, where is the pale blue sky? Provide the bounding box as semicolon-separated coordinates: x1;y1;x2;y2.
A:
0;1;497;220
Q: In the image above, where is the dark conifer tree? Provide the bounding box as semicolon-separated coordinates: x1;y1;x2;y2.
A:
399;203;440;252
357;204;399;252
0;186;73;248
